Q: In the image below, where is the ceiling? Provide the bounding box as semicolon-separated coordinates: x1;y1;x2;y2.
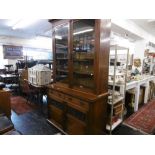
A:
131;19;155;37
0;19;52;39
111;23;142;42
0;19;154;41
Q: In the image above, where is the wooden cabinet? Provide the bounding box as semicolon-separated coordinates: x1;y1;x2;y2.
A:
0;90;11;118
48;19;111;134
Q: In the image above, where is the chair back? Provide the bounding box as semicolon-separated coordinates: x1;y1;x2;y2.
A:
22;79;31;93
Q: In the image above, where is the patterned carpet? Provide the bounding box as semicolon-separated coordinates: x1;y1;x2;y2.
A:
11;96;36;115
124;100;155;134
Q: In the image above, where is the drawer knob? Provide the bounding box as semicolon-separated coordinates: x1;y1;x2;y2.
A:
80;101;84;105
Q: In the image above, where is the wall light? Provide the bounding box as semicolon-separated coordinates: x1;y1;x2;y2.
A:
7;19;21;27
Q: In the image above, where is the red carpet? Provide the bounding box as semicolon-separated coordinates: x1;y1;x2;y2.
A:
124;100;155;134
11;96;35;115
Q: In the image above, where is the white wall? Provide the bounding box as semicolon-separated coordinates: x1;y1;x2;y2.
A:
0;46;8;69
0;36;52;69
133;40;147;71
134;40;146;60
0;36;52;50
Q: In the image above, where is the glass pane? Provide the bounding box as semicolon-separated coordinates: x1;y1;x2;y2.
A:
73;20;95;90
55;24;69;83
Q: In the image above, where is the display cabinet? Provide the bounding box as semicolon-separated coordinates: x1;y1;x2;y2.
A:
48;19;111;134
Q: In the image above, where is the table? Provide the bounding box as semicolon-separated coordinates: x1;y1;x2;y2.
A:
0;74;18;83
126;75;155;112
109;75;155;112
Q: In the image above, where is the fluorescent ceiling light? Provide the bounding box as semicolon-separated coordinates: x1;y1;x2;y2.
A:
147;19;155;23
55;35;62;40
12;19;40;30
7;19;21;27
73;28;93;35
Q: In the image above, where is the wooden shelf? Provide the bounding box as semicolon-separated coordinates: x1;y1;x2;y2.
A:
73;59;94;62
56;58;68;60
56;52;68;54
106;118;122;131
74;71;93;76
57;69;68;73
56;75;67;78
108;96;124;105
56;44;68;48
108;81;125;86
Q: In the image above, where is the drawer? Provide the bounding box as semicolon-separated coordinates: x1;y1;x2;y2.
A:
53;91;65;99
48;93;64;103
65;96;89;112
48;90;65;100
66;114;86;135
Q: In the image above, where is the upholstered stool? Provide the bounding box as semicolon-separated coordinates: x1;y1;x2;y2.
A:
0;116;14;134
3;129;22;135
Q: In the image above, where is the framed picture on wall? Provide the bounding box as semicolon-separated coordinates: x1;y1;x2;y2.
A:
3;45;23;59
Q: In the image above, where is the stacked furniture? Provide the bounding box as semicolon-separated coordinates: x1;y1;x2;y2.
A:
47;19;111;134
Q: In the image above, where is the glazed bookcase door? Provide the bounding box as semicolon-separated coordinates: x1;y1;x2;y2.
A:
72;20;95;91
54;23;69;84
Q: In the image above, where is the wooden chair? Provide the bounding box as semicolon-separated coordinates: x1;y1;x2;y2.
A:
21;79;38;104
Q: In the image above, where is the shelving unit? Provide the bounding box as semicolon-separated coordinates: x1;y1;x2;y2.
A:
107;45;129;134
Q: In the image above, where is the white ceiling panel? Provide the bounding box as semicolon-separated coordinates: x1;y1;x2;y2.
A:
131;19;155;36
0;19;52;39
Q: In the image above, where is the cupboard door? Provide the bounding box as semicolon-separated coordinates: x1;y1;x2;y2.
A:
72;20;95;91
48;99;66;129
66;114;86;135
65;106;87;134
54;23;69;84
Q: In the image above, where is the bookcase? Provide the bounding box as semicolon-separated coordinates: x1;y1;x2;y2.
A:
47;19;111;134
